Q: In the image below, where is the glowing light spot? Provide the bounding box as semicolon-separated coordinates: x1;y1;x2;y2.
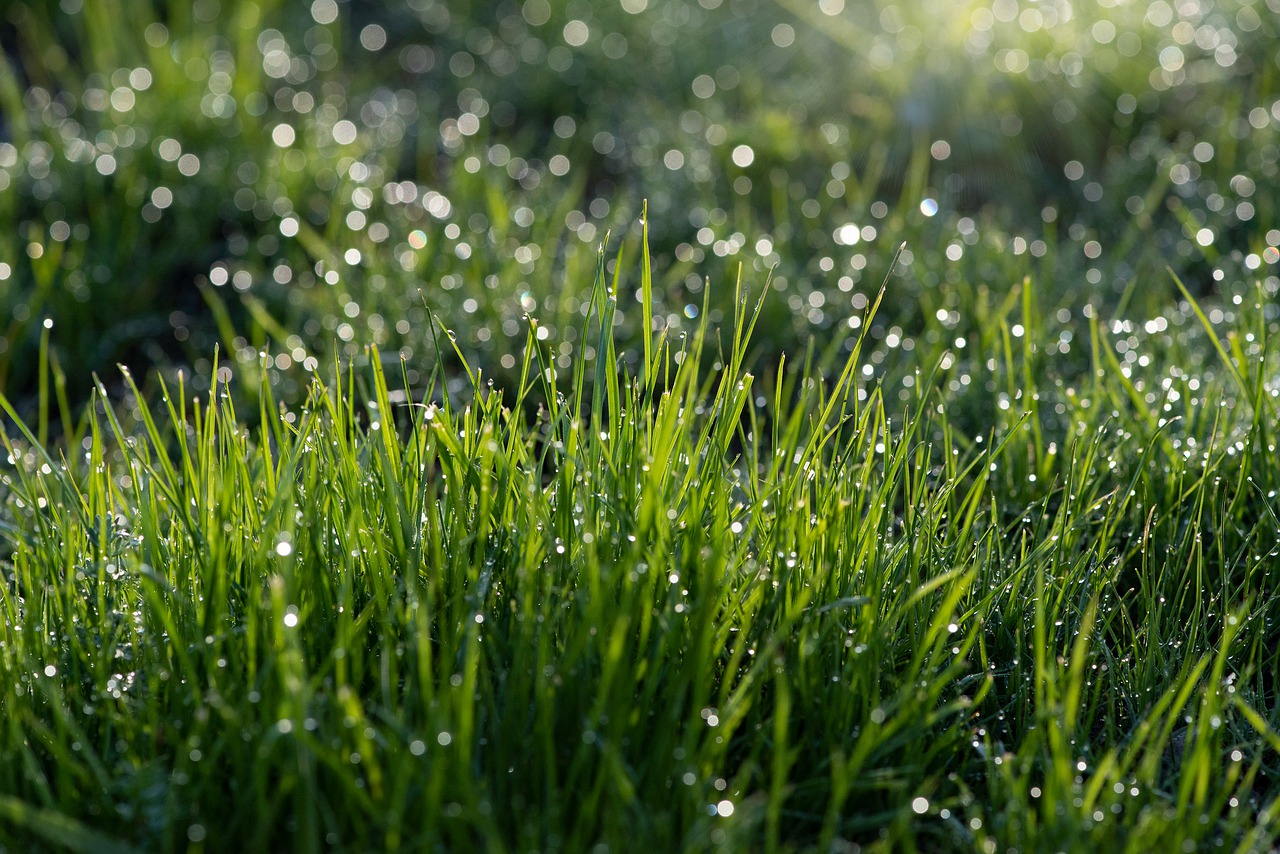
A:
359;24;387;51
109;87;135;112
310;0;338;25
271;124;296;147
332;120;358;145
563;20;589;47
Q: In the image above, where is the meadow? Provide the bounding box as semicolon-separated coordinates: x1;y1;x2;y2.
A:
1;0;1279;850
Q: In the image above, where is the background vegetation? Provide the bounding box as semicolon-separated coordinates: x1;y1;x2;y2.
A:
3;0;1278;408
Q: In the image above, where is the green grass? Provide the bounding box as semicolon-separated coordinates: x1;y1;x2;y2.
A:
1;231;1278;851
4;0;1280;850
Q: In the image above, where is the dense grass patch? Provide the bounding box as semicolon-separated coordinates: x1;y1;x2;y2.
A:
4;0;1280;850
2;233;1279;850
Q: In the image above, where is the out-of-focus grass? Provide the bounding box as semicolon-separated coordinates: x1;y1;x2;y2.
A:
2;0;1280;411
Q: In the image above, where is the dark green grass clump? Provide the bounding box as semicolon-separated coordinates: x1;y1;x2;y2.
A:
1;234;1279;852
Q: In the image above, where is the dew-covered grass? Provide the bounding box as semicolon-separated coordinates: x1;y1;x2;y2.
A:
2;231;1280;850
4;0;1280;850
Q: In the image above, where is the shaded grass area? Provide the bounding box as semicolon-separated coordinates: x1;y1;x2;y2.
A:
1;233;1278;851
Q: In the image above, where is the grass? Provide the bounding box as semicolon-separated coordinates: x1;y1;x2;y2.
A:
2;228;1279;850
3;0;1280;850
3;0;1280;409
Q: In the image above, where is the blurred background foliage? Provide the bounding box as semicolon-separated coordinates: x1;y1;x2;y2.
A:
2;0;1279;414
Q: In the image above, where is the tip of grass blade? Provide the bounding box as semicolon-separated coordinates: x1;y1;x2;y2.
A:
1169;267;1251;400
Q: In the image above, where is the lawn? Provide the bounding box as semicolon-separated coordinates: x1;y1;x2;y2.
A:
1;0;1279;851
